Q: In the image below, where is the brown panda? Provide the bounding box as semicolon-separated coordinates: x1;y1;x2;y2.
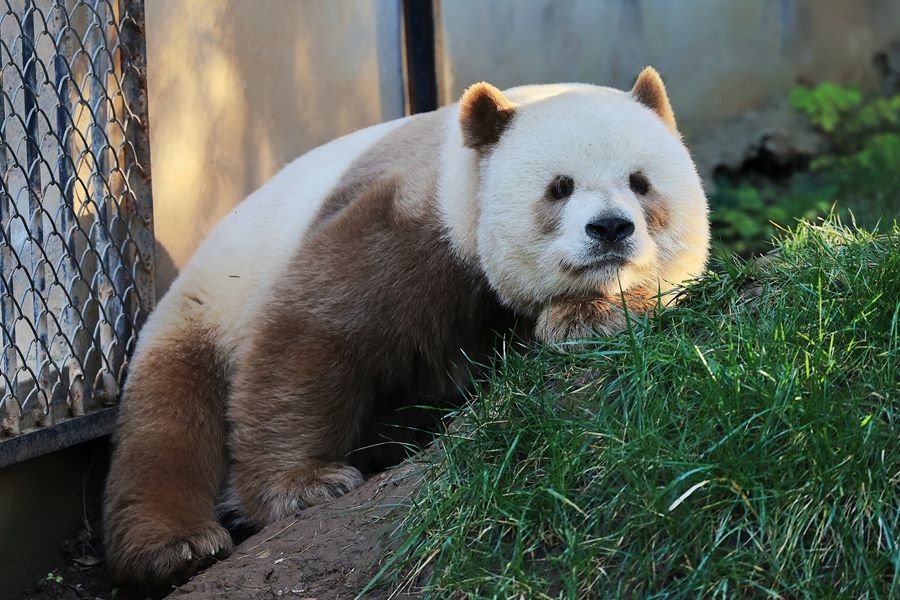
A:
103;67;709;587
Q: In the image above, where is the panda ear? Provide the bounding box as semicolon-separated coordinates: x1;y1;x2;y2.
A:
631;66;678;133
458;82;516;150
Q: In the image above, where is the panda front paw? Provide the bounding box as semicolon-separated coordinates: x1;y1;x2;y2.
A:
535;291;659;344
534;298;626;344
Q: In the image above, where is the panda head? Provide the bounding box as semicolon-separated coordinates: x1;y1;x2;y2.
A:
458;67;710;311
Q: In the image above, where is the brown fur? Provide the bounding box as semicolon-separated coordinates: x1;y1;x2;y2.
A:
222;117;517;526
458;82;516;149
104;113;518;586
310;110;447;232
631;66;678;133
103;325;232;588
535;289;661;342
642;191;672;233
534;194;566;235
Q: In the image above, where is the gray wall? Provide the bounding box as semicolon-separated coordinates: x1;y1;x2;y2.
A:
438;0;900;177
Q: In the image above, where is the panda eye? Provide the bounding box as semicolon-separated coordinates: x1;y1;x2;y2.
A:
629;172;650;195
548;175;574;200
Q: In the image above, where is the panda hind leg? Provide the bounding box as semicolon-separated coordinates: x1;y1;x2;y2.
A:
103;326;233;588
226;346;370;526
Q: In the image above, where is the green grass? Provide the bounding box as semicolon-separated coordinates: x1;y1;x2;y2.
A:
372;220;900;598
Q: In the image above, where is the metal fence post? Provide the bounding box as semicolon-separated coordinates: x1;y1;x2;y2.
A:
402;0;439;114
116;0;155;324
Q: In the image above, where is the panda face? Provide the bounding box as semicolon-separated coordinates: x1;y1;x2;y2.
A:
473;86;710;310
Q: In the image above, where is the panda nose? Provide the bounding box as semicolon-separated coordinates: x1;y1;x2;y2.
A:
586;217;635;244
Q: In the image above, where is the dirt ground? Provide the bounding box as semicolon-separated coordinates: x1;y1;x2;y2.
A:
171;464;423;600
15;464;425;600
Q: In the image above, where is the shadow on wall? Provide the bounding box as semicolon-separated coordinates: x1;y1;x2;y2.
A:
144;0;405;297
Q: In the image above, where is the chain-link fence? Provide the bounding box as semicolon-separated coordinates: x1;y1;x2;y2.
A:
0;0;154;466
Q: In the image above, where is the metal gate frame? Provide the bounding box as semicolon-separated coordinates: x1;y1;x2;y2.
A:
0;0;154;467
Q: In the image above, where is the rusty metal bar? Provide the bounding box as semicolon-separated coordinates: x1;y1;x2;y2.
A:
117;0;155;323
0;405;116;468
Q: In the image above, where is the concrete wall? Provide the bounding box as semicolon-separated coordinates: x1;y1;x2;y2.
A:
145;0;406;296
438;0;900;179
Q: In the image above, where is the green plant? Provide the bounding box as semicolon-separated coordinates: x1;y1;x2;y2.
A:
45;572;63;585
712;83;900;257
788;83;862;132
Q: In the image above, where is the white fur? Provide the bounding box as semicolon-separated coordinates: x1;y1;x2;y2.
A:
436;108;480;263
